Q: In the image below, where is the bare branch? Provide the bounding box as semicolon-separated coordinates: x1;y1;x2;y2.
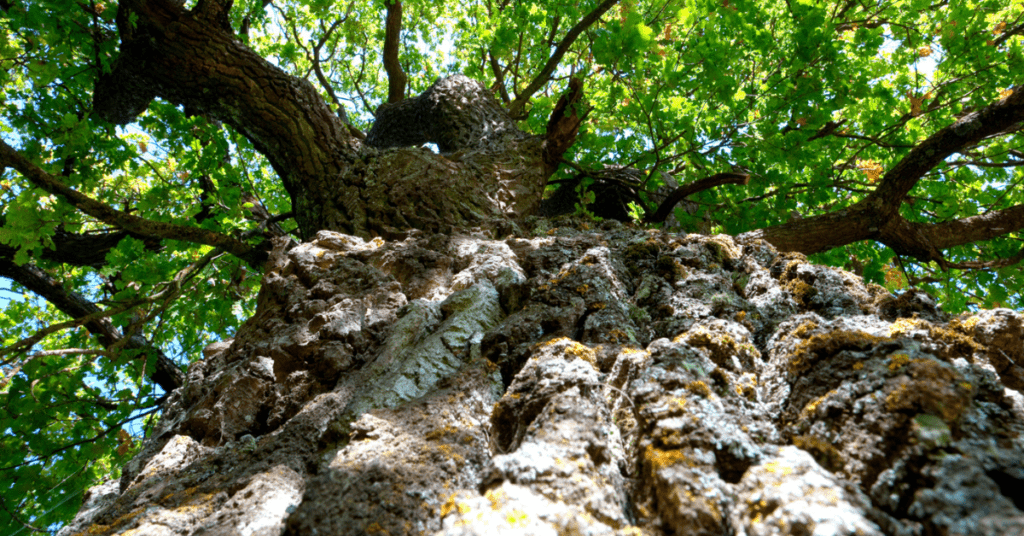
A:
312;20;346;115
31;348;106;357
943;247;1024;270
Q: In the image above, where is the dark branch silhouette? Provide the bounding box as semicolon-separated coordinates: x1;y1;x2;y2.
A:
383;0;407;104
0;259;184;392
644;172;750;224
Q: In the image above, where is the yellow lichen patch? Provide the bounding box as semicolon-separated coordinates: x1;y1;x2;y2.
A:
686;380;712;398
793;434;844;472
748;497;777;525
761;461;794;476
681;326;759;366
800;389;837;420
788;330;890;374
365;522;388;534
669;397;687;414
704;235;742;262
886;382;911;412
678;486;724;523
433;444;465;464
781;260;803;279
952;315;981;332
888;318;920;338
506;509;529;527
642;445;693;471
607;329;630;343
788;320;820;340
424;425;459;441
440;493;472;517
852;361;865;371
485;488;507;510
78;506;146;536
736;310;747;321
889;318;982;358
564;342;597;366
928;325;982;356
888;353;911;371
171;492;217;517
785;279;815;305
621;347;650;358
538;337;598;366
734;373;758;401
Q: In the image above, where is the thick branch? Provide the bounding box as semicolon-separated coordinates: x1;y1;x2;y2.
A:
865;86;1024;219
740;86;1024;261
95;0;356;239
383;0;407;103
0;259;184;393
0;139;263;265
737;204;877;255
543;77;586;173
507;0;619;118
925;204;1024;249
489;51;511;104
643;172;750;224
0;227;133;268
192;0;235;33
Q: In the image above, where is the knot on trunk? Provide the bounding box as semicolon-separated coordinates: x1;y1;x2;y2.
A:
365;75;526;153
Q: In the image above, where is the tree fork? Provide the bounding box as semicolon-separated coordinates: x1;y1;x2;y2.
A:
97;0;582;240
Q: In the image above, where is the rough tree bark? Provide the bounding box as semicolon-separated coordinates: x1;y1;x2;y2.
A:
55;225;1024;536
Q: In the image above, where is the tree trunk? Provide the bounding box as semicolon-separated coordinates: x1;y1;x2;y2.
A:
56;3;1024;535
57;227;1024;536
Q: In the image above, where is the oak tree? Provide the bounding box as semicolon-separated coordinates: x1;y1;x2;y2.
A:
0;0;1021;531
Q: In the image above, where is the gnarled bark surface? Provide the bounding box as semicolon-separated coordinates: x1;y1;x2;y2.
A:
57;224;1024;536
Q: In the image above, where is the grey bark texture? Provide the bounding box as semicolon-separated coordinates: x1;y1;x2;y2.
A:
58;221;1024;536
